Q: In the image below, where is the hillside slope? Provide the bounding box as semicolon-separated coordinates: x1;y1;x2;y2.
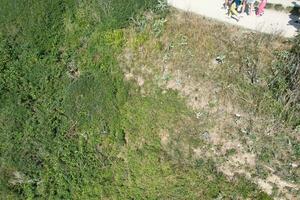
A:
119;7;300;199
0;0;299;199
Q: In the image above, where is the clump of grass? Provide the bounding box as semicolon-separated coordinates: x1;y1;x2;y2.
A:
265;3;273;9
274;4;284;11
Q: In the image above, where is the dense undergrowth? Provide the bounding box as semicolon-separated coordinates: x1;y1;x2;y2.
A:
269;35;300;126
1;0;295;199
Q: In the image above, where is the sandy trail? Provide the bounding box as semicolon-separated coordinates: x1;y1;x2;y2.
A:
167;0;300;37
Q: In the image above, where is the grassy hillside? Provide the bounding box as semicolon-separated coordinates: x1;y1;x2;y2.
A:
119;7;300;199
0;0;298;199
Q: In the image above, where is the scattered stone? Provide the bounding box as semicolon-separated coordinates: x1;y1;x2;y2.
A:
235;113;241;118
137;76;144;86
202;131;210;141
215;55;226;64
291;163;298;168
196;111;202;119
241;128;248;134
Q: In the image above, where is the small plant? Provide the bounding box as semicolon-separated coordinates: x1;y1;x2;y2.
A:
293;142;300;158
178;34;188;46
274;4;284;11
225;148;237;156
130;15;148;32
152;18;167;37
155;40;164;51
242;56;258;84
265;3;273;9
155;0;168;14
132;33;149;49
216;55;226;64
103;29;125;49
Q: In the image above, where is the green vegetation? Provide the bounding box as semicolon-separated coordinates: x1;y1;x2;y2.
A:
120;8;300;198
1;0;298;199
269;35;300;126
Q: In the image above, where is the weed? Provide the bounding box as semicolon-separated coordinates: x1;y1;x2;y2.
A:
132;33;149;49
154;0;169;17
103;29;125;49
242;56;259;84
152;18;167;37
225;148;237;156
130;15;148;32
274;4;284;11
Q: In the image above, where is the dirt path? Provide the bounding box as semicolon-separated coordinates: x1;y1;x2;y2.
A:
167;0;300;37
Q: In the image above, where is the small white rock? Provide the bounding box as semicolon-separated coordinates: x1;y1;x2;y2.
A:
235;113;241;118
291;163;298;168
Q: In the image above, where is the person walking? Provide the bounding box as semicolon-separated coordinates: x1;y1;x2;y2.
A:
241;0;256;16
256;0;267;16
223;0;229;9
228;0;242;21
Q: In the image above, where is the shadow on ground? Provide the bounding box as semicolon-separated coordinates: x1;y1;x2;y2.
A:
288;1;300;32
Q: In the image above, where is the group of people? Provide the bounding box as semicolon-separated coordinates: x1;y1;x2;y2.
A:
224;0;268;21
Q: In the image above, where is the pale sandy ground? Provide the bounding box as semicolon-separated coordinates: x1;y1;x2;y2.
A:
168;0;300;37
